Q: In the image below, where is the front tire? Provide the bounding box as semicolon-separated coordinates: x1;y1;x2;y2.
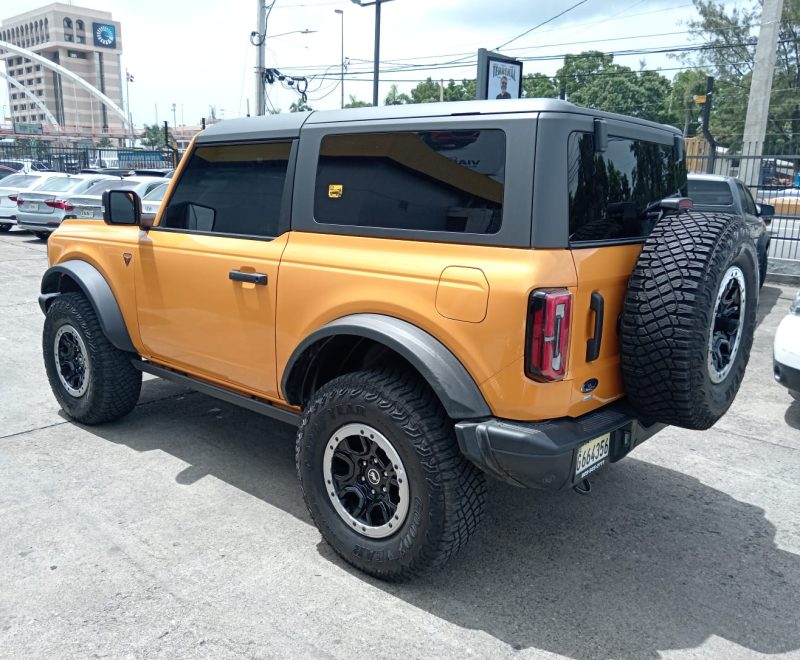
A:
34;231;50;241
43;292;142;424
296;368;486;581
0;223;11;232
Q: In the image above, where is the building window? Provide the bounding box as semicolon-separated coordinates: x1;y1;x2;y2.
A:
67;50;87;59
63;18;72;29
26;66;32;73
27;79;34;85
40;114;45;121
76;36;86;44
76;20;85;31
35;65;41;71
10;94;16;100
37;90;43;96
64;33;74;42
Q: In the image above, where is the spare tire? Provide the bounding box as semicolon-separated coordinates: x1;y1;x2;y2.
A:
620;211;758;430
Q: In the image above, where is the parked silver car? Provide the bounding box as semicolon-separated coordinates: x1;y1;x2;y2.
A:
0;172;69;232
140;180;170;224
16;175;114;239
64;176;166;222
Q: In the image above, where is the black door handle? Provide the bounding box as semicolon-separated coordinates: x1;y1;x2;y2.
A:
229;270;268;285
586;291;604;362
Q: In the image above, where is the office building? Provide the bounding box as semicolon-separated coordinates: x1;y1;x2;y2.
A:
0;3;124;135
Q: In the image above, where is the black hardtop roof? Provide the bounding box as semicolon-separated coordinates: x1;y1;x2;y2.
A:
195;98;682;144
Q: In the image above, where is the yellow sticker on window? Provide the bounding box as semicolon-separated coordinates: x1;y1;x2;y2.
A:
328;184;343;199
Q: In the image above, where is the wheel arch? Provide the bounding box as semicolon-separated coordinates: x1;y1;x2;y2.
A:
281;314;491;420
39;260;136;353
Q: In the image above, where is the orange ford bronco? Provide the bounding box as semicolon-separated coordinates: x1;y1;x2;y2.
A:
40;100;758;580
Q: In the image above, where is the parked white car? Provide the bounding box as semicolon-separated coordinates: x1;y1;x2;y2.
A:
774;289;800;401
0;172;69;232
16;174;114;239
64;176;166;222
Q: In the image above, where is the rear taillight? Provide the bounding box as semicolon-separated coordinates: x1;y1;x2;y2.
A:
15;196;23;206
8;194;18;202
525;288;572;381
44;199;73;210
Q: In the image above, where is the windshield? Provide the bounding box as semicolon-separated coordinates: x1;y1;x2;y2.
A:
82;179;131;195
688;179;733;206
143;182;169;202
1;174;40;188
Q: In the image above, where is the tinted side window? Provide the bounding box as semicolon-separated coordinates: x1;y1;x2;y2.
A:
162;142;291;237
314;130;505;234
687;179;734;206
568;132;687;242
737;181;758;215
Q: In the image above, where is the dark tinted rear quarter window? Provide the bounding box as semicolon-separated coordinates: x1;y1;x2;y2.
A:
568;132;687;242
162;142;291;237
314;130;505;234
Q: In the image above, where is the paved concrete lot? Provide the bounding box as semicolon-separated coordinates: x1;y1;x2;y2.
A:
1;228;799;659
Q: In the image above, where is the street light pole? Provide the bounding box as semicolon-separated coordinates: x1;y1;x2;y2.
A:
351;0;394;107
335;9;344;109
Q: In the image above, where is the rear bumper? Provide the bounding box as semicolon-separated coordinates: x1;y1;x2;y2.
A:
455;401;665;490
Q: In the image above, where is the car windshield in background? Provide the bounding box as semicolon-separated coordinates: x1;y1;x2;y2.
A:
688;179;734;206
143;182;169;201
83;179;134;195
0;161;24;172
0;174;40;188
36;177;86;192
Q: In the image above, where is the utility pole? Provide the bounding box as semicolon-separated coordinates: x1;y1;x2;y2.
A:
254;0;266;116
335;9;344;109
351;0;394;107
741;0;784;187
701;76;717;174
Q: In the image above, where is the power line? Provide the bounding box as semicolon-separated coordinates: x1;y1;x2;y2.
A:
495;0;589;50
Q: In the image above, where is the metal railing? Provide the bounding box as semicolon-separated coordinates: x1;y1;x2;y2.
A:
0;144;180;174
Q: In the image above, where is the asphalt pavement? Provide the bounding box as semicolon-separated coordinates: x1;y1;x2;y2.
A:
1;228;799;659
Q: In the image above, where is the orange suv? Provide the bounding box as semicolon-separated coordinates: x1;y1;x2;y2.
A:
39;100;758;580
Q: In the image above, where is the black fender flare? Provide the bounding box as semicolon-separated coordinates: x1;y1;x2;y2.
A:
281;313;492;420
39;260;136;353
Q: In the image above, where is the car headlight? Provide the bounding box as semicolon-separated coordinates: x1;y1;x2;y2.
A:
790;290;800;316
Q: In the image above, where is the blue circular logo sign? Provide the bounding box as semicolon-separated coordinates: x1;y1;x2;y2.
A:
93;23;115;47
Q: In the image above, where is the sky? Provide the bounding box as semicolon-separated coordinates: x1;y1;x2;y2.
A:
0;0;756;129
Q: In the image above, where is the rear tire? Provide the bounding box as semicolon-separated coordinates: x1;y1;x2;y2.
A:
296;368;486;581
43;292;142;424
34;231;50;240
620;211;758;430
0;224;11;232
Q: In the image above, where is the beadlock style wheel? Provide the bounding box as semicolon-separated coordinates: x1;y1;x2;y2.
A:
54;324;90;397
707;266;746;384
323;423;410;539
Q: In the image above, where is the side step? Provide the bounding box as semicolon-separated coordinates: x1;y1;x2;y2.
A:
132;359;301;427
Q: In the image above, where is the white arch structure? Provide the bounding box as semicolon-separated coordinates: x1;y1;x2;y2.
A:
0;69;59;127
0;40;130;129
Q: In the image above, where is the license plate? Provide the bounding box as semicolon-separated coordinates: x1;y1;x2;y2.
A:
575;433;610;478
27;202;39;211
80;208;94;218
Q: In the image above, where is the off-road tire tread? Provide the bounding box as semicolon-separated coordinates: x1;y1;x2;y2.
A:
296;367;486;581
43;292;141;424
620;211;756;430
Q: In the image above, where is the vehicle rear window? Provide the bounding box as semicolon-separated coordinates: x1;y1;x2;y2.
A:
143;182;169;201
36;177;85;192
314;130;505;234
687;179;734;206
0;174;39;188
568;132;687;243
161;142;291;237
83;179;129;195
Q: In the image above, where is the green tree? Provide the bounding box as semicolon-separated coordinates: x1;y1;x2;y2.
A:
97;136;113;147
289;100;313;112
344;95;371;108
140;123;171;148
521;73;559;99
384;84;411;105
409;77;442;104
555;51;673;124
682;0;800;152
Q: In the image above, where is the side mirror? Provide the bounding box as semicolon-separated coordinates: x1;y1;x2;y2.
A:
673;134;685;162
102;190;142;227
756;203;774;225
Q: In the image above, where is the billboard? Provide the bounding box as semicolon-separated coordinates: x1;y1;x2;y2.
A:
475;49;523;100
92;22;117;48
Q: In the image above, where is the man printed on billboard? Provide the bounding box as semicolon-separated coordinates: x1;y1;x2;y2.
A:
496;77;511;99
